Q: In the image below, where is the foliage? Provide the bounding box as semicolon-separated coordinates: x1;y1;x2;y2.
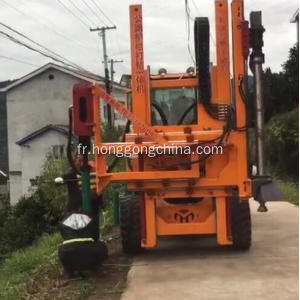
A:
0;121;128;258
0;155;68;259
264;44;299;121
276;179;299;206
36;153;69;211
99;123;127;231
0;229;129;300
100;122;126;171
266;109;299;179
101;122;123;143
260;44;299;180
0;196;10;227
282;44;299;100
0;233;61;300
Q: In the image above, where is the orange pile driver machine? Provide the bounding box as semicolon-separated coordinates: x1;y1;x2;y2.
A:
70;0;282;254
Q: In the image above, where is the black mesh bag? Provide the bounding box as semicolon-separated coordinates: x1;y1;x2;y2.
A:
58;240;108;273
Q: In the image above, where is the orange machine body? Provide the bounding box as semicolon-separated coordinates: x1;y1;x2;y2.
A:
90;0;250;248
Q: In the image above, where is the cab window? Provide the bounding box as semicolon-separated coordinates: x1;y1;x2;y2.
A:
151;87;197;125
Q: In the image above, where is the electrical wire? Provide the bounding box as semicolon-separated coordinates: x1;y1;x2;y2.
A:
80;0;106;25
162;107;235;170
0;22;87;72
152;101;168;126
0;29;92;73
177;101;196;125
238;75;247;104
0;54;39;67
186;0;216;48
180;110;234;166
235;75;250;132
66;0;96;27
0;0;93;50
185;0;196;65
112;31;122;57
89;0;116;26
56;0;90;29
107;120;131;173
191;0;201;15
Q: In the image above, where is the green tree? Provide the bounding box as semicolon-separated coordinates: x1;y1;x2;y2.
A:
264;44;299;120
264;44;299;180
282;44;299;108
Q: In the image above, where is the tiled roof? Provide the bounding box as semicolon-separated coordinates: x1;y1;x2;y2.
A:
16;124;68;145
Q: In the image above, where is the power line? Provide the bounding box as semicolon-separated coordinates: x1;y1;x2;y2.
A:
0;29;97;76
0;30;72;68
185;0;196;65
56;0;90;28
80;0;106;25
0;54;40;67
112;31;122;57
107;59;123;90
0;0;93;50
191;0;201;15
185;0;216;48
66;0;96;27
90;25;117;127
0;22;85;72
89;0;115;26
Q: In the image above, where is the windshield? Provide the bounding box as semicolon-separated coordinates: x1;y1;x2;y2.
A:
151;87;197;125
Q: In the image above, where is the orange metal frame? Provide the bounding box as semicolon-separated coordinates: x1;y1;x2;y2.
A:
90;0;250;248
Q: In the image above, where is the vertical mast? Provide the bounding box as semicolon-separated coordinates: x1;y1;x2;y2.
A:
215;0;231;105
130;5;147;130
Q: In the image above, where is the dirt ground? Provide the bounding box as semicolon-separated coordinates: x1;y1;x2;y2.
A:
89;235;132;300
26;227;131;300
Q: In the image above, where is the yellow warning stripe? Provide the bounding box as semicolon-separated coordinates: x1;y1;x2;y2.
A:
62;238;94;245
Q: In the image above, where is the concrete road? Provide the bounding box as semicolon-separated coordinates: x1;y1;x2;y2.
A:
122;201;298;300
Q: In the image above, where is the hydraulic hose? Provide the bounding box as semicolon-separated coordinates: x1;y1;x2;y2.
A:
151;101;168;126
107;101;167;172
107;120;131;173
177;102;196;125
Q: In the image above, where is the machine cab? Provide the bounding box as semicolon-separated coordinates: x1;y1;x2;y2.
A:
150;69;197;126
127;68;199;127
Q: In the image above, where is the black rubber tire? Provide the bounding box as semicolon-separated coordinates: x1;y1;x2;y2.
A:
230;197;252;250
119;193;143;254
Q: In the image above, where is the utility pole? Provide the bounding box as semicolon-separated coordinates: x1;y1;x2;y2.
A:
90;26;116;127
108;59;124;91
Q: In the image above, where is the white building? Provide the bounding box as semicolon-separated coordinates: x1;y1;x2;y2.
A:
1;63;128;204
290;9;299;44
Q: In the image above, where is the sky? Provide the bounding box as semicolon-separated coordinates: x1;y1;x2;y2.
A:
0;0;298;82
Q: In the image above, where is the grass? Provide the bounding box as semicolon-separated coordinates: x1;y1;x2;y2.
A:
0;226;130;300
0;233;61;299
276;179;299;206
0;233;96;300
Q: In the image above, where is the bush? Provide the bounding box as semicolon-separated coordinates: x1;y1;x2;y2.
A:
266;108;299;179
101;123;123;143
0;124;126;259
275;179;299;206
0;155;68;259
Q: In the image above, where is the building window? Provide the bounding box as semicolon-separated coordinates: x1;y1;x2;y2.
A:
52;145;65;159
